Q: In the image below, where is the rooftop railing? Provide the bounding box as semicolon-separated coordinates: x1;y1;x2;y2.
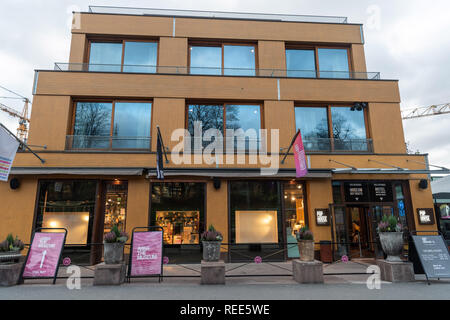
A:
87;6;349;24
53;63;381;80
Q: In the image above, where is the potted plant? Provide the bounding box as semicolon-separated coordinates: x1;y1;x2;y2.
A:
296;226;315;262
103;225;129;264
0;234;25;286
201;225;223;262
377;215;404;262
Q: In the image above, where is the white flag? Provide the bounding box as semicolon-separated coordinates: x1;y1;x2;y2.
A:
0;125;20;182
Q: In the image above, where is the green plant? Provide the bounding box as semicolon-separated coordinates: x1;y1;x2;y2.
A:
103;225;129;243
296;226;314;241
201;224;223;242
377;215;402;232
0;234;24;252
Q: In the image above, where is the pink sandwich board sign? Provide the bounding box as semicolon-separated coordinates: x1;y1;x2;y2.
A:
128;227;164;282
22;228;67;284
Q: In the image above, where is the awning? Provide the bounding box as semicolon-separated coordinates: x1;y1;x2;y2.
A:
146;168;332;179
332;168;450;175
10;167;144;176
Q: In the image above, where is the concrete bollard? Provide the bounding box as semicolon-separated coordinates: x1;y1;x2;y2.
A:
201;260;225;285
292;260;324;284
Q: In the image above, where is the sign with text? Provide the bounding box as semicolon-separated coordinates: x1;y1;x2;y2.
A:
417;208;435;225
130;231;163;277
293;130;308;178
22;232;66;279
344;182;369;202
411;235;450;279
315;209;330;226
369;182;393;202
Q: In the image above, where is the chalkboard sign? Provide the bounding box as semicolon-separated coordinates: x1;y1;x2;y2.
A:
411;235;450;280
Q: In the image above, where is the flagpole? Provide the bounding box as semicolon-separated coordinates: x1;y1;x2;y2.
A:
280;129;301;164
0;123;45;164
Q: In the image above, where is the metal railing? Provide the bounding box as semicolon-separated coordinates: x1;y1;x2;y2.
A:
53;63;381;80
303;138;373;153
87;6;349;24
65;135;151;151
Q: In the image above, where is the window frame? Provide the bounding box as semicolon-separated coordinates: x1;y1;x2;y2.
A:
70;98;154;151
188;41;258;76
87;39;159;73
285;44;353;78
294;103;370;152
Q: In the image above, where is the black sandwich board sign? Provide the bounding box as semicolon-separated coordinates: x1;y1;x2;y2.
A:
409;231;450;284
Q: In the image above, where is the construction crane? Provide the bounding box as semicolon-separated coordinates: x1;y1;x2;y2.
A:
402;103;450;120
0;99;30;141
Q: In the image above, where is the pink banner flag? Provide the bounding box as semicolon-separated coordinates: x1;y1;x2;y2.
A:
293;130;308;178
23;232;65;278
130;231;163;276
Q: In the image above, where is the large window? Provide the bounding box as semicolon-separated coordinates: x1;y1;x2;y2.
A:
189;44;256;76
187;104;261;151
286;46;350;79
35;181;97;245
89;41;158;73
295;105;369;152
150;183;205;245
71;101;152;150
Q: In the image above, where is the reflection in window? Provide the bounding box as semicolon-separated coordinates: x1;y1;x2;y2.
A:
224;45;255;76
190;46;222;75
73;102;112;149
112;102;151;149
89;43;122;72
286;49;316;78
331;107;367;151
188;104;224;150
123;42;158;73
295;107;330;151
151;183;205;245
438;204;450;241
35;181;97;245
318;48;350;79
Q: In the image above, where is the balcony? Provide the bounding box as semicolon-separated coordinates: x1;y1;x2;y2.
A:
66;135;151;151
54;63;381;80
303;138;373;153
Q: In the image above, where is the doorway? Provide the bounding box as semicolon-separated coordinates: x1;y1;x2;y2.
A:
347;206;372;258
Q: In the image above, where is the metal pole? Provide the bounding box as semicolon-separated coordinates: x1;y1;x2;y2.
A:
280;129;300;164
0;123;45;163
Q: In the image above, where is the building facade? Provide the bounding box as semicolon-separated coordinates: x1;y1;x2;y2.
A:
0;7;439;264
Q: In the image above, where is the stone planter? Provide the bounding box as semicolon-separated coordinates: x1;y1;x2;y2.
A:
0;251;22;264
103;242;125;264
298;240;315;262
0;262;23;286
379;232;404;262
202;241;221;262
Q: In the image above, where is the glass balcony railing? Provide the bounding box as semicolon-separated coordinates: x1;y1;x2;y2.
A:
66;135;151;151
302;138;373;153
53;63;382;80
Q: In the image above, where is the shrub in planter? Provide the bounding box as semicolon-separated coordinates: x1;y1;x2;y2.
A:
103;225;129;264
377;215;404;262
296;227;315;262
201;225;223;262
0;234;25;287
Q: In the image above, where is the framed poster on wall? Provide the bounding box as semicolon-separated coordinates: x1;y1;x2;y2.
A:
235;210;278;243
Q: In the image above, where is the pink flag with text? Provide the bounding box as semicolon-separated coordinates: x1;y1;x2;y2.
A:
130;231;163;276
23;232;65;278
293;130;308;178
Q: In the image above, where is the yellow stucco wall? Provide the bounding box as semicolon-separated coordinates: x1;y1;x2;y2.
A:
206;180;229;245
409;179;437;232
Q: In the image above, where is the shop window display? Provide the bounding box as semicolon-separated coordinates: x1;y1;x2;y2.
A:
156;211;200;244
103;182;128;234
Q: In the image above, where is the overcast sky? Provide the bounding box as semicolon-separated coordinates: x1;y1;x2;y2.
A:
1;0;449;169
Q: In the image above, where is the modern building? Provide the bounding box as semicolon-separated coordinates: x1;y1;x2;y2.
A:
0;6;441;264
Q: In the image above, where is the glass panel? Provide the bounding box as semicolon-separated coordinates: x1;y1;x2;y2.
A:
89;42;122;72
394;184;407;229
224;45;255;76
226;105;261;151
151;183;205;245
73;102;112;149
188;104;224;150
331;106;367;151
295;107;330;151
286;49;316;78
112;102;151;149
103;182;128;234
283;182;305;258
123;42;158;73
333;206;348;257
438;204;450;241
35;181;97;245
190;46;222;75
318;48;349;79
